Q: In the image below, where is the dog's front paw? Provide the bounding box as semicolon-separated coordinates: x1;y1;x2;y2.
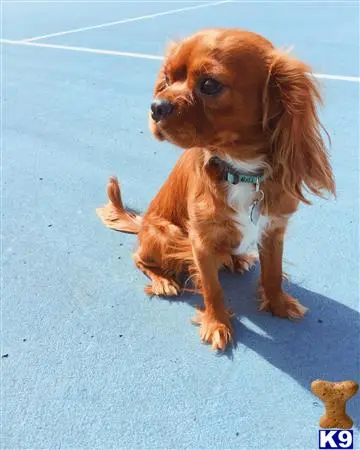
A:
258;288;308;319
192;308;233;351
232;251;258;273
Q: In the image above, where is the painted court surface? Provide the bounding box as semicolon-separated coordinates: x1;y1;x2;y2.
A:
2;1;359;448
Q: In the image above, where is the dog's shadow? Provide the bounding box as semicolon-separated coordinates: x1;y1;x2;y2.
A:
172;265;360;426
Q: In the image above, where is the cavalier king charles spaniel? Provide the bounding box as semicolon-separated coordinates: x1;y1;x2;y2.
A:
97;28;335;351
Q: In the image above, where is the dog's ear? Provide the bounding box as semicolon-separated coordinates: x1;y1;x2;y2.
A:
262;50;335;204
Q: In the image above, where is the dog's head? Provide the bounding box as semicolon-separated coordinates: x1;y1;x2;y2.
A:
149;28;335;203
150;29;271;152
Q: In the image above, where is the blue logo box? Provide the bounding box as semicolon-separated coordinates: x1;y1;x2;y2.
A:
319;430;353;449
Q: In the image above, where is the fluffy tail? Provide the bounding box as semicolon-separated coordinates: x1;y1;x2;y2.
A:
96;177;142;234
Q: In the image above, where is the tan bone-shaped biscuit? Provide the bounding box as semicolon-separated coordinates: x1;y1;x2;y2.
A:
311;379;359;429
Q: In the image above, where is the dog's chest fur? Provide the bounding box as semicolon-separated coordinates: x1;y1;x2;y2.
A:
224;156;269;255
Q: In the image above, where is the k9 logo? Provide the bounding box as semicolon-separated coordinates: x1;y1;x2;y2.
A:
319;430;353;449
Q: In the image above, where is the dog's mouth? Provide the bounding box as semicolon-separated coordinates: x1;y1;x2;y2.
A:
148;113;166;141
154;122;177;144
148;106;203;149
149;113;180;144
156;128;165;140
155;129;165;141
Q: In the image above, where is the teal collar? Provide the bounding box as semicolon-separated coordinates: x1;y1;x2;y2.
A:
209;156;266;186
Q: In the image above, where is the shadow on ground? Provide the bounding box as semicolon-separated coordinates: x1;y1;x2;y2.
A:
171;264;360;427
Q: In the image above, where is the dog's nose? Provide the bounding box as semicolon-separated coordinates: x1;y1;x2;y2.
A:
150;99;174;122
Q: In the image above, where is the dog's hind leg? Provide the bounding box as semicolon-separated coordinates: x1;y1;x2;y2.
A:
133;219;191;297
134;253;181;297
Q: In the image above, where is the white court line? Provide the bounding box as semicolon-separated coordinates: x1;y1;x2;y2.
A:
22;0;231;42
1;39;359;83
3;1;359;3
311;73;360;82
0;39;164;60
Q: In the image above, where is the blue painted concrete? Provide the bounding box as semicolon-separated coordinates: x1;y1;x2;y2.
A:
2;2;200;41
40;2;360;76
2;2;359;449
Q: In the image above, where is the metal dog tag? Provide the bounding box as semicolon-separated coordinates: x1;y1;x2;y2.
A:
249;190;264;225
249;200;261;225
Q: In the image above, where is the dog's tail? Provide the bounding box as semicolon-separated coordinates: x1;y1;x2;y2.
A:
96;177;142;234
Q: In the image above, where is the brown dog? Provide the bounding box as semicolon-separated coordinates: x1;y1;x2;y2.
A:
97;28;335;351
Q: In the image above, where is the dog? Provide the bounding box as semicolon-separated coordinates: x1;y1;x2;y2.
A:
97;28;335;351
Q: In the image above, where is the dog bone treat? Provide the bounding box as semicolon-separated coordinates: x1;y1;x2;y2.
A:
311;379;359;429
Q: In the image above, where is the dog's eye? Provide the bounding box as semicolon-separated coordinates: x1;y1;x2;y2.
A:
198;78;223;95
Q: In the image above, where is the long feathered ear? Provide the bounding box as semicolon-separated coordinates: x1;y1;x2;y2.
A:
262;50;336;204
